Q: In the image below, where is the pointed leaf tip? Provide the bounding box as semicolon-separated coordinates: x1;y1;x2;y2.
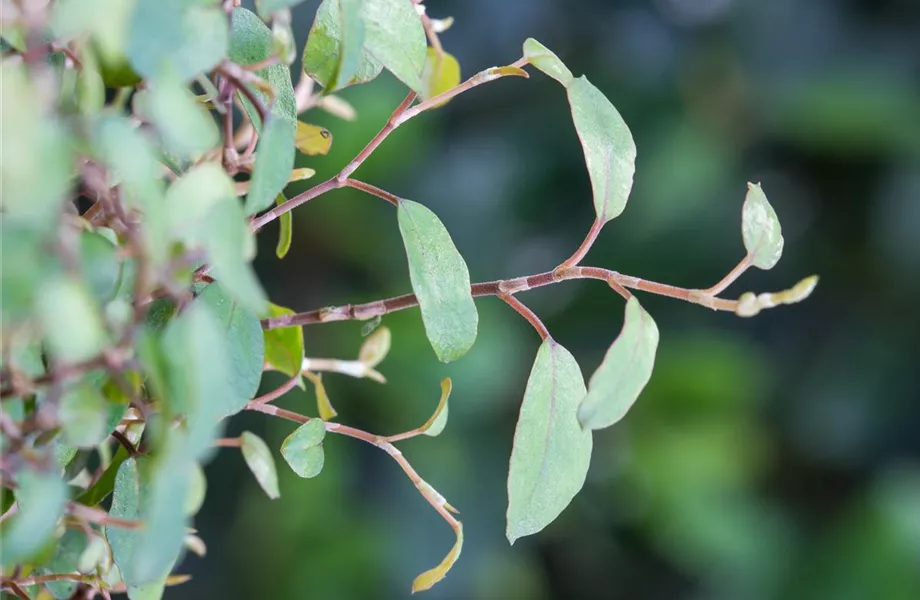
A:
411;524;463;593
506;340;592;544
578;297;659;430
567;76;637;224
522;38;573;86
742;182;784;270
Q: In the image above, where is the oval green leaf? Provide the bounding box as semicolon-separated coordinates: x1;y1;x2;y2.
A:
578;297;659;430
38;275;108;364
303;0;381;93
59;381;108;448
362;0;427;93
281;419;326;478
1;470;68;565
147;72;219;160
411;523;463;593
506;339;592;544
240;431;281;499
567;75;637;224
397;199;478;363
247;114;297;215
105;458;141;579
742;182;784;270
126;0;228;82
522;38;573;87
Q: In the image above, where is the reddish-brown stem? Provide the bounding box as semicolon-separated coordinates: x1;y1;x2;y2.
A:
345;179;401;207
215;437;242;448
250;372;302;405
260;267;739;330
499;295;550;340
217;63;269;126
250;177;344;231
337;91;417;182
111;430;139;456
704;255;752;295
559;218;603;269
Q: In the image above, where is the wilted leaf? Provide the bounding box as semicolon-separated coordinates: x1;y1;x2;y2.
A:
303;0;380;92
741;182;784;270
567;76;636;224
420;48;461;105
1;470;68;565
126;0;228;82
411;523;463;593
419;378;451;437
240;431;281;499
578;297;659;430
522;38;573;87
295;121;333;155
397;200;478;362
38;276;109;364
304;371;337;421
59;381;108;448
358;325;391;368
506;340;592;543
197;283;265;415
281;420;325;478
264;303;304;377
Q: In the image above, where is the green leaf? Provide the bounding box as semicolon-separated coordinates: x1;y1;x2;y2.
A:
411;523;463;593
184;463;207;517
79;231;121;305
147;71;219;160
420;48;461;104
303;0;381;93
397;200;478;362
240;431;281;499
264;303;305;377
281;420;325;478
522;38;573;87
419;378;451;437
126;0;228;82
0;61;72;224
59;381;108;448
741;182;784;270
247;115;296;215
196;283;264;413
106;458;142;577
38;275;109;364
229;7;298;126
506;340;592;544
578;297;660;430
357;325;390;368
44;530;87;599
1;470;68;565
275;194;293;258
362;0;427;93
165;163;267;314
567;75;637;223
130;440;192;585
1;223;62;327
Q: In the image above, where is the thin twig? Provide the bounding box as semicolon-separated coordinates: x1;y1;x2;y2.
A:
250;371;302;405
345;179;401;207
499;295;550;340
704;255;752;295
559;218;603;269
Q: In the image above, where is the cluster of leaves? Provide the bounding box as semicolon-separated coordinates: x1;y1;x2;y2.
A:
0;1;816;598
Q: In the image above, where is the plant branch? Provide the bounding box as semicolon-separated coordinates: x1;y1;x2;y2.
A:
261;267;739;330
499;295;550;340
559;218;603;269
704;255;752;295
250;177;345;231
344;179;401;207
250;371;302;406
246;402;460;528
216;62;270;126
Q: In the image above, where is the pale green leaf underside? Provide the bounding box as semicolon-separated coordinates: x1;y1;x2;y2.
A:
522;38;573;87
567;76;637;223
241;431;281;499
507;340;592;544
397;200;478;363
1;470;68;565
578;297;659;430
742;182;784;270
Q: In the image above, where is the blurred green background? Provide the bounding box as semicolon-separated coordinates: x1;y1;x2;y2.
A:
185;1;920;598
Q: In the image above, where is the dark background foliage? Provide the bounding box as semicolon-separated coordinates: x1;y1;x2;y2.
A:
186;1;920;598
